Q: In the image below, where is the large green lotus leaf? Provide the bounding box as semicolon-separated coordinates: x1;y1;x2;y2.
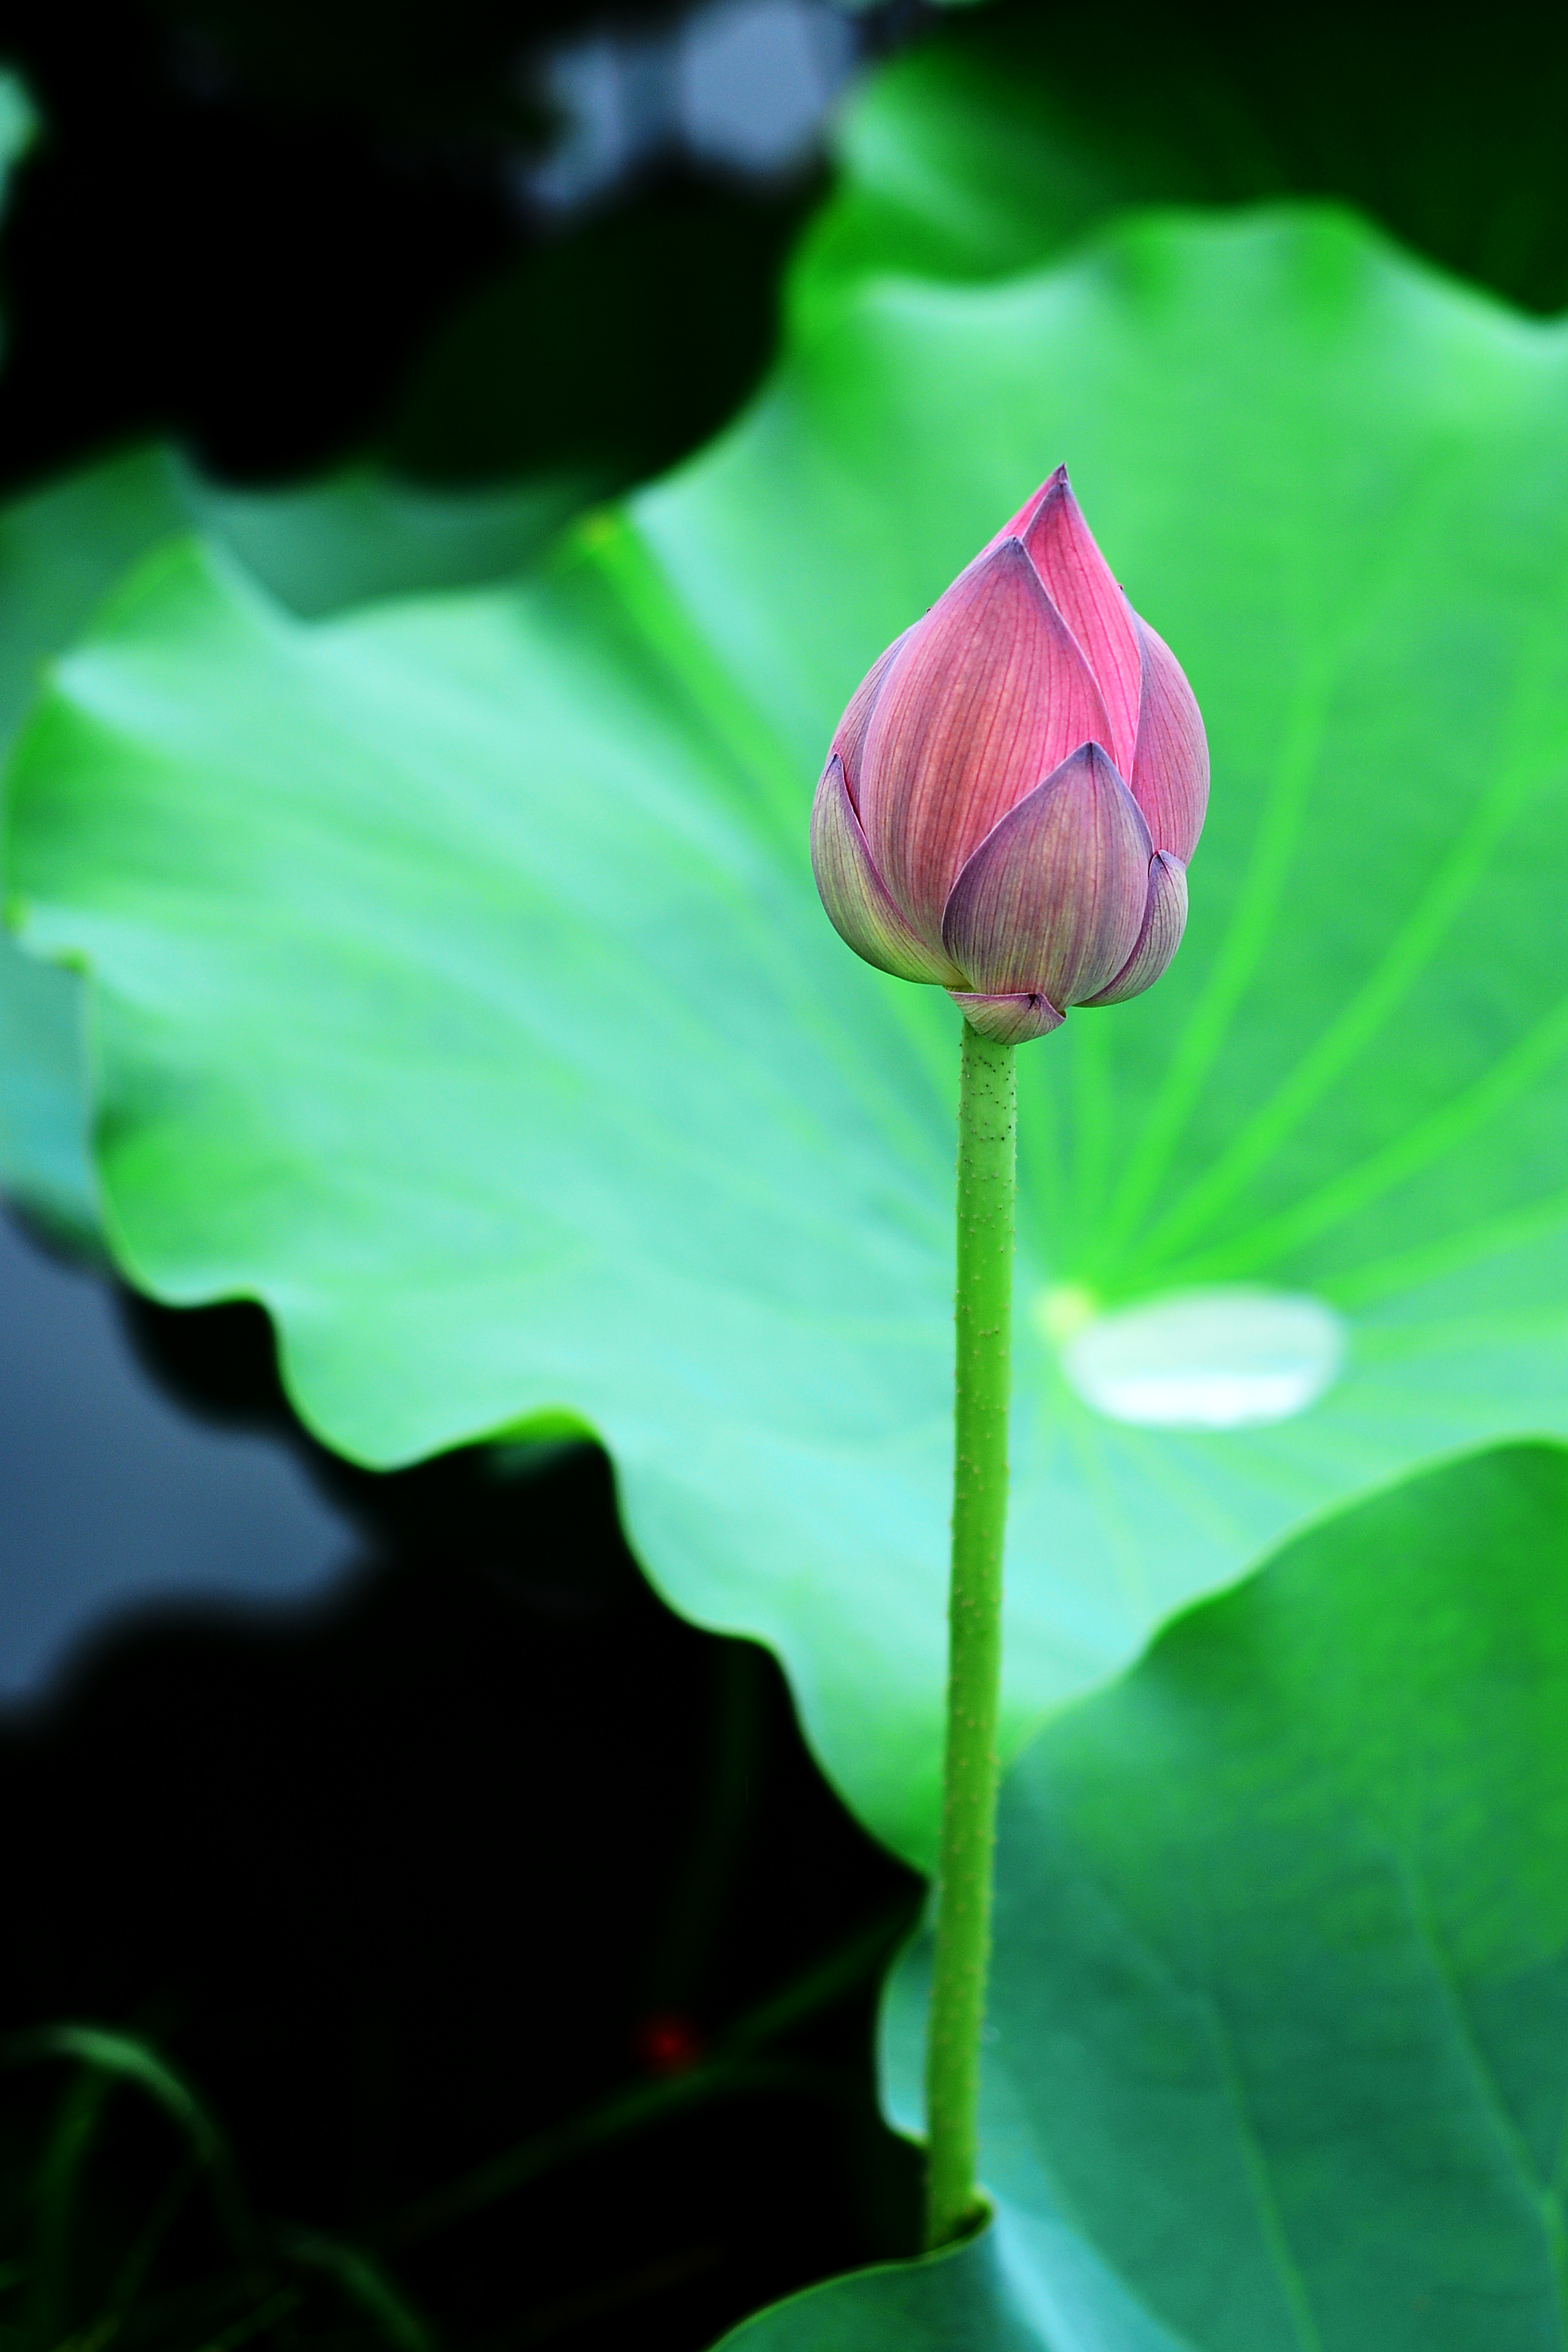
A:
0;452;186;1240
717;2220;1041;2348
727;1442;1568;2348
0;445;594;1239
0;443;595;723
182;460;600;620
11;209;1568;1865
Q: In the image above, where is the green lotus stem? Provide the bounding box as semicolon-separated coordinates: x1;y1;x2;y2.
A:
924;1017;1016;2250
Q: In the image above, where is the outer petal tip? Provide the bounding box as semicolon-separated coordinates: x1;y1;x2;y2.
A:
1129;618;1208;861
1080;851;1188;1005
948;989;1065;1044
829;631;908;812
941;741;1151;1010
811;754;966;987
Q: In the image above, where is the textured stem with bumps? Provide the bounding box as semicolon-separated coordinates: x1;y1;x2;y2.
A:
924;1018;1016;2249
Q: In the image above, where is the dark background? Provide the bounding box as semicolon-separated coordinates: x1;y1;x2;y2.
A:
6;0;1568;502
1;1282;924;2348
2;0;1567;2342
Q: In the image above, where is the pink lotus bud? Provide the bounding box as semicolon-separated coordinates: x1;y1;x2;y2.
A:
810;468;1207;1044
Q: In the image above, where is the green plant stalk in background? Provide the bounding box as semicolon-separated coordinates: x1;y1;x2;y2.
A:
924;1021;1016;2248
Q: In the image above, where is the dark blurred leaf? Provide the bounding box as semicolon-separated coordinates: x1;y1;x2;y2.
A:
188;463;603;618
0;0;519;487
804;0;1568;313
0;69;35;229
146;0;651;144
388;185;819;487
1;2027;448;2351
278;2230;435;2351
4;2023;251;2239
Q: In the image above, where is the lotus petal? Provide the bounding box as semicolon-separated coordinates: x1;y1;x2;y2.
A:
1080;850;1188;1005
858;540;1112;946
947;989;1065;1044
941;743;1151;1010
1129;617;1209;860
809;754;966;985
829;630;908;814
1018;471;1141;777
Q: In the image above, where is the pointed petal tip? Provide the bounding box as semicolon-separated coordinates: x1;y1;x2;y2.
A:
949;989;1065;1045
988;464;1072;554
1022;464;1073;524
829;631;908;814
1129;618;1208;861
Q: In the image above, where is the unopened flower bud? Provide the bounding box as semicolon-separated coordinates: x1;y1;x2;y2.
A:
810;468;1207;1043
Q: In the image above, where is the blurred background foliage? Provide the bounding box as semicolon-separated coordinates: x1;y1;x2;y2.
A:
807;0;1568;312
4;0;1567;503
4;0;1568;2345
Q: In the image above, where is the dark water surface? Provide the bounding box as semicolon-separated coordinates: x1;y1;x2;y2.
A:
0;1211;351;1701
0;1214;920;2348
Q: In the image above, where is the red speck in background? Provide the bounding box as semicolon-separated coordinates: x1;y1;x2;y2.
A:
635;2011;705;2076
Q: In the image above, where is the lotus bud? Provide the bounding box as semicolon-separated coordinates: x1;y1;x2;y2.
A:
810;467;1207;1044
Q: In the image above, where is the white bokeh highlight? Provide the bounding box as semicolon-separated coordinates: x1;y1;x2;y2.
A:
1055;1285;1347;1431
